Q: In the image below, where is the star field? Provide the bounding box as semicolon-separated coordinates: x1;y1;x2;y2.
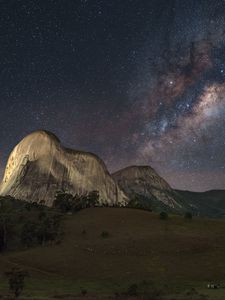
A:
1;0;225;191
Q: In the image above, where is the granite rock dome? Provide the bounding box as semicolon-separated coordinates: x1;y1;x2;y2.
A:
113;165;181;209
0;130;128;206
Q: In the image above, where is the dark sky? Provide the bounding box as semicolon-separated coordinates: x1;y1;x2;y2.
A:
1;0;225;191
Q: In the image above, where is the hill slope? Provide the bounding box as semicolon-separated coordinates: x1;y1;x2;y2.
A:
1;208;225;299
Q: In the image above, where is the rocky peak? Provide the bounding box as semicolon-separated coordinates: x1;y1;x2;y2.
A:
0;130;128;206
113;165;181;209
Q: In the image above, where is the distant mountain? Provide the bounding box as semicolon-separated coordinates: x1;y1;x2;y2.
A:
1;130;225;218
0;130;128;206
112;165;183;213
113;166;225;217
176;190;225;218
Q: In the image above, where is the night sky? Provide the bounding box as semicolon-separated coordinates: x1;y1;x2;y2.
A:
1;0;225;191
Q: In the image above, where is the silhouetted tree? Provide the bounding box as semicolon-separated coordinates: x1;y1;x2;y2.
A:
101;231;109;238
0;216;12;251
53;191;74;213
86;191;99;207
184;212;193;220
53;191;99;213
159;211;168;220
5;268;28;299
36;214;62;245
21;221;37;247
126;284;138;296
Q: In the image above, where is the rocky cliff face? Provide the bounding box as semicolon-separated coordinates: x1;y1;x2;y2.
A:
0;131;128;206
113;166;182;210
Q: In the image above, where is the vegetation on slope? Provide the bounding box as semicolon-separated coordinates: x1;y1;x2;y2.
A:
0;196;63;251
0;198;225;299
177;190;225;218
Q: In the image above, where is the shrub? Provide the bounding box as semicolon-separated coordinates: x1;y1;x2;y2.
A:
5;268;29;299
126;283;138;296
101;231;109;238
184;212;193;220
81;288;87;296
159;211;168;220
186;287;198;297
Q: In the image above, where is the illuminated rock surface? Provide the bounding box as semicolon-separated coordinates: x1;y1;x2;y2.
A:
113;165;181;209
0;130;128;206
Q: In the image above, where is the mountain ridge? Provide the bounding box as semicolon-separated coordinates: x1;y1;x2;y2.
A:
1;130;225;218
112;165;183;212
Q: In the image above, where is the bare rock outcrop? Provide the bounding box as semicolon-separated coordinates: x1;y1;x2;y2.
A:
0;130;128;206
113;165;181;209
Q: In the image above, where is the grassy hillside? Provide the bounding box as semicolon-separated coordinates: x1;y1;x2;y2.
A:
1;208;225;299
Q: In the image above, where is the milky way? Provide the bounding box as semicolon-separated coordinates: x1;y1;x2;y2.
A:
1;0;225;191
116;1;225;191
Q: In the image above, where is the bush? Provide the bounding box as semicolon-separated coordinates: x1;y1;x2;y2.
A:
80;288;87;296
101;231;109;238
126;283;138;296
186;287;198;297
184;212;193;220
159;211;168;220
5;268;29;299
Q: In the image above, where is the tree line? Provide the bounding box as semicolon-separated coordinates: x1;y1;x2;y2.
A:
0;190;100;252
0;196;62;251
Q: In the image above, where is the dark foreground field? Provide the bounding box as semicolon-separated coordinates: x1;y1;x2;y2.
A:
1;207;225;299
